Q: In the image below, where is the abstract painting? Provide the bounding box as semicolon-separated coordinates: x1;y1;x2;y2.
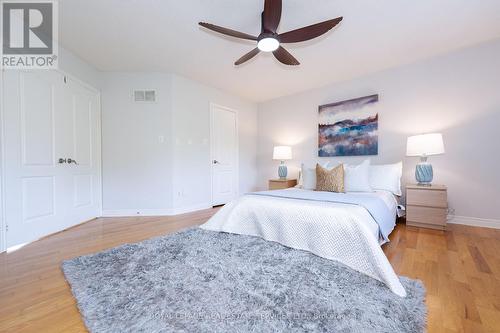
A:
318;95;379;157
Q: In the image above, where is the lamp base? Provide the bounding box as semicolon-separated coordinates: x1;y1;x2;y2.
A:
278;162;288;180
415;162;433;185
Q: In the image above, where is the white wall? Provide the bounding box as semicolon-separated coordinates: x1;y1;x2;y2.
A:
171;75;258;213
101;73;174;215
101;73;258;216
59;47;259;216
257;39;500;225
59;46;102;89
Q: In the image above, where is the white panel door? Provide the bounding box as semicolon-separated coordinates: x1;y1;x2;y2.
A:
3;70;101;248
64;78;101;228
211;105;238;206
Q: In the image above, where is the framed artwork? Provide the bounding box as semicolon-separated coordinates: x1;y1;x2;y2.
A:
318;94;379;157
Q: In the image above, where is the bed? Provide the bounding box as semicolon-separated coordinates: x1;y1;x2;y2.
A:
201;187;406;297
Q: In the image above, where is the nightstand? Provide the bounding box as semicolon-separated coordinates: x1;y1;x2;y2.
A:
269;179;297;190
406;184;448;230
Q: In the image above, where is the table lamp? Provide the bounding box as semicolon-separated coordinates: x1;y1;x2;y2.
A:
273;146;292;180
406;133;445;186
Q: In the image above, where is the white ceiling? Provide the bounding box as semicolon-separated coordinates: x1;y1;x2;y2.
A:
59;0;500;102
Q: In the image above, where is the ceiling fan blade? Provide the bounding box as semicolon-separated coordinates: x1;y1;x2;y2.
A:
199;22;258;41
273;46;300;66
262;0;282;33
235;48;260;65
278;17;343;43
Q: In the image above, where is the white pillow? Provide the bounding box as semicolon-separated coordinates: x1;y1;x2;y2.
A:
299;162;329;190
344;160;373;192
369;162;403;196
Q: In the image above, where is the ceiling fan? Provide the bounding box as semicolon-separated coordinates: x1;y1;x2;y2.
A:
199;0;343;66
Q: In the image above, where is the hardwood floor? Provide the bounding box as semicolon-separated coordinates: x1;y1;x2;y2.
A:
385;222;500;333
1;210;499;333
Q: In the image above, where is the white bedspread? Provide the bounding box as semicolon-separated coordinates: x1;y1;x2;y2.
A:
201;191;406;297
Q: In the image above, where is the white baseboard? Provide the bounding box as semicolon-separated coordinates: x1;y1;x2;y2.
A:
102;209;174;217
171;203;212;216
102;203;213;218
447;215;500;229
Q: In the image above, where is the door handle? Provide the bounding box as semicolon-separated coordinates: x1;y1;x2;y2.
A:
213;160;219;164
58;158;67;164
67;158;79;165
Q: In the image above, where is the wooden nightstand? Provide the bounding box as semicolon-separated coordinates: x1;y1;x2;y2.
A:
406;184;448;230
269;179;297;190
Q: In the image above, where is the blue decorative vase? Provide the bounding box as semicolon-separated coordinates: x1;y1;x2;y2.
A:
278;161;288;180
416;161;433;185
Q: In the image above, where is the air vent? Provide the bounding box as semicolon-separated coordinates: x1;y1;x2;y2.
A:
133;89;157;103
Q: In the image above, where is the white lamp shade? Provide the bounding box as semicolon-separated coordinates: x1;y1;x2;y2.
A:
273;146;292;160
406;133;445;157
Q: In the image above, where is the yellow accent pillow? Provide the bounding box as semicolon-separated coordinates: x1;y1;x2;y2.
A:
315;163;345;193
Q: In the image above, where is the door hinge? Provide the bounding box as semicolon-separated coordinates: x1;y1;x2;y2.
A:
63;76;67;84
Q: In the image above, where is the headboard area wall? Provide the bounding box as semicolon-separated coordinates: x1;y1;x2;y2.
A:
257;38;500;227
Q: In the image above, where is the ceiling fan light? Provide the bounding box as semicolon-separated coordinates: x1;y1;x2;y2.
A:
257;37;279;52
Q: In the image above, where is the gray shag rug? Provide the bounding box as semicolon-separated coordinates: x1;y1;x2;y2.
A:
62;228;426;333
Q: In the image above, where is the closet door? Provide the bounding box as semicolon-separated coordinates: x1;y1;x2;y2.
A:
2;70;101;248
62;78;101;229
